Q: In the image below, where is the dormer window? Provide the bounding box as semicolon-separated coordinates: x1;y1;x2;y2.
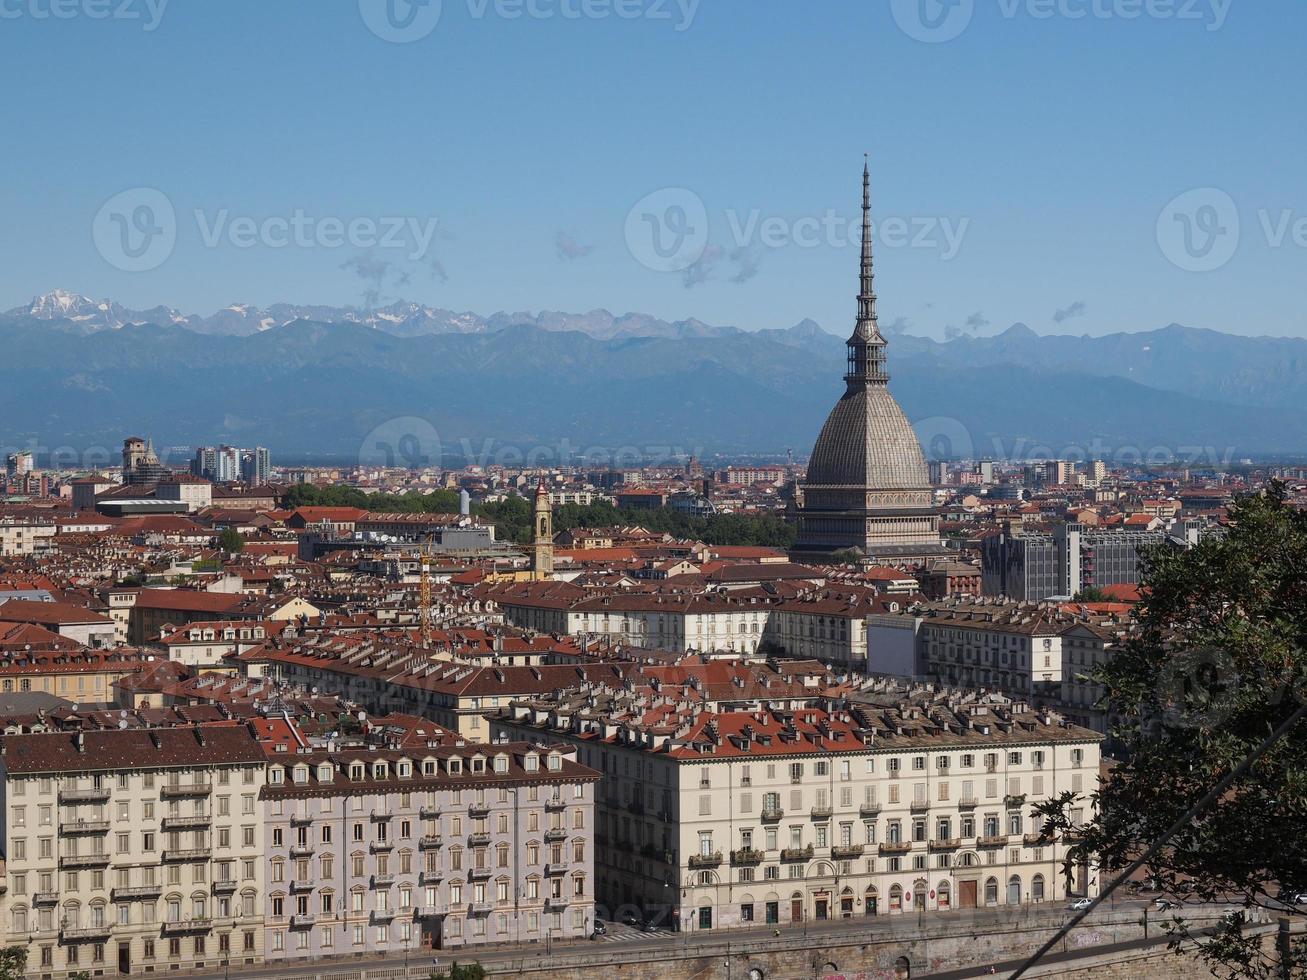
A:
293;766;309;784
524;753;539;773
269;767;284;785
317;764;333;782
448;759;462;776
397;761;411;778
493;755;508;774
423;759;437;776
350;764;365;781
372;763;387;780
471;757;485;774
547;753;562;772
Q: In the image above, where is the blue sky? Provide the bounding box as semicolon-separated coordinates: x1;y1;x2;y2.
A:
0;0;1302;339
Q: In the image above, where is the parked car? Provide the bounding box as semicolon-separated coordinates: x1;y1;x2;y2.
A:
591;921;607;937
1068;898;1093;911
1156;898;1180;911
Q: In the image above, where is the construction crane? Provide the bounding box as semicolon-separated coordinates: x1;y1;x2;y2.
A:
418;533;435;647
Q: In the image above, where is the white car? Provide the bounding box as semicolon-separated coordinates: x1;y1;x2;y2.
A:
1068;898;1093;911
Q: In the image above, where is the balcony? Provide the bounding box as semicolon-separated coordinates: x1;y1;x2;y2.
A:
687;851;722;869
61;819;111;835
163;847;212;862
160;783;212;798
831;845;865;860
468;833;491;847
544;896;569;911
730;848;764;865
371;908;396;923
419;834;443;850
929;838;962;851
290;914;316;929
957;797;979;809
33;891;59;906
290;814;314;827
1004;795;1028;810
113;884;163;901
161;918;212;935
1023;833;1050;847
371;809;394;821
60;853;110;869
371;873;395;888
909;800;930;813
370;840;394;854
544;863;568;877
419;870;443;886
760;806;784;822
545;798;567;812
978;835;1009;848
859;802;882;818
289;880;314;893
544;828;567;843
780;845;814;862
878;842;911;856
61;923;113;942
467;803;491;818
416;905;442;918
420;805;442;820
290;843;315;858
211;880;237;895
468;867;491;881
810;806;833;821
162;814;211;831
468;901;493;916
59;787;111;804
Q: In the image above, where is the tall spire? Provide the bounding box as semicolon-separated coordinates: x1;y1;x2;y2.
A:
846;156;889;386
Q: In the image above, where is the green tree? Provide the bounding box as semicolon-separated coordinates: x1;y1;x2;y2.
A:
1036;486;1307;979
1072;585;1111;602
0;946;28;980
430;962;487;980
217;527;245;553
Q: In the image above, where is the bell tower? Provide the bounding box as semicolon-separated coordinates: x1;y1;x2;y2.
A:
532;478;554;579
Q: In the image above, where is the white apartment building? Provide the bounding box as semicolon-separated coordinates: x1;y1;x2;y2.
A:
491;689;1101;933
0;726;268;977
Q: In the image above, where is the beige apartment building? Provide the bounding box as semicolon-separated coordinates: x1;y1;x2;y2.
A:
0;726;268;977
492;689;1101;932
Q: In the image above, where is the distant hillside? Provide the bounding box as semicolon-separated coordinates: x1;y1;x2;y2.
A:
2;291;1303;459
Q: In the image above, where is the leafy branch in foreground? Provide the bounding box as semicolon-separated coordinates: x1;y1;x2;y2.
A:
1033;485;1307;980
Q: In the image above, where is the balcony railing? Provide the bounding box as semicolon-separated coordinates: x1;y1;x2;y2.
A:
420;805;442;820
877;841;911;856
161;918;212;935
419;870;443;886
1023;833;1051;847
60;853;110;869
33;891;59;906
544;896;569;911
289;880;314;893
61;819;111;835
211;880;237;895
1004;795;1028;809
290;914;316;929
687;851;722;869
810;806;833;821
290;814;314;827
369;840;394;853
113;885;163;901
859;802;882;818
419;834;443;850
978;834;1009;848
780;845;814;862
909;800;930;812
468;833;491;847
416;905;442;918
831;845;864;860
730;848;764;865
371;908;396;923
957;797;979;809
371;810;394;821
929;838;962;851
162;814;211;831
61;924;113;942
160;783;212;798
468;901;493;916
59;788;111;804
626;800;644;816
371;874;395;888
544;863;568;877
468;867;491;881
544;828;568;843
163;847;213;862
760;806;784;821
544;798;566;812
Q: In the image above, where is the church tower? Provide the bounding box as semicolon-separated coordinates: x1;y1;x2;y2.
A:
532;478;554;579
791;160;946;562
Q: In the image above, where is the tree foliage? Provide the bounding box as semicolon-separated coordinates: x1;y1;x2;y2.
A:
430;962;487;980
216;527;245;553
0;946;27;980
1036;485;1307;979
283;485;796;548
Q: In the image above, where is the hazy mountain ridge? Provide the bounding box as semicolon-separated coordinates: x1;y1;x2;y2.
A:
2;291;1304;456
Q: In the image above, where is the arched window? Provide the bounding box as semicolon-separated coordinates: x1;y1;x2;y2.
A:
889;884;903;912
936;881;951;910
1007;875;1022;906
1032;874;1046;902
984;877;999;906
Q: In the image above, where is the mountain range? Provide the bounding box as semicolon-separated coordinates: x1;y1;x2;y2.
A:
2;290;1303;461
